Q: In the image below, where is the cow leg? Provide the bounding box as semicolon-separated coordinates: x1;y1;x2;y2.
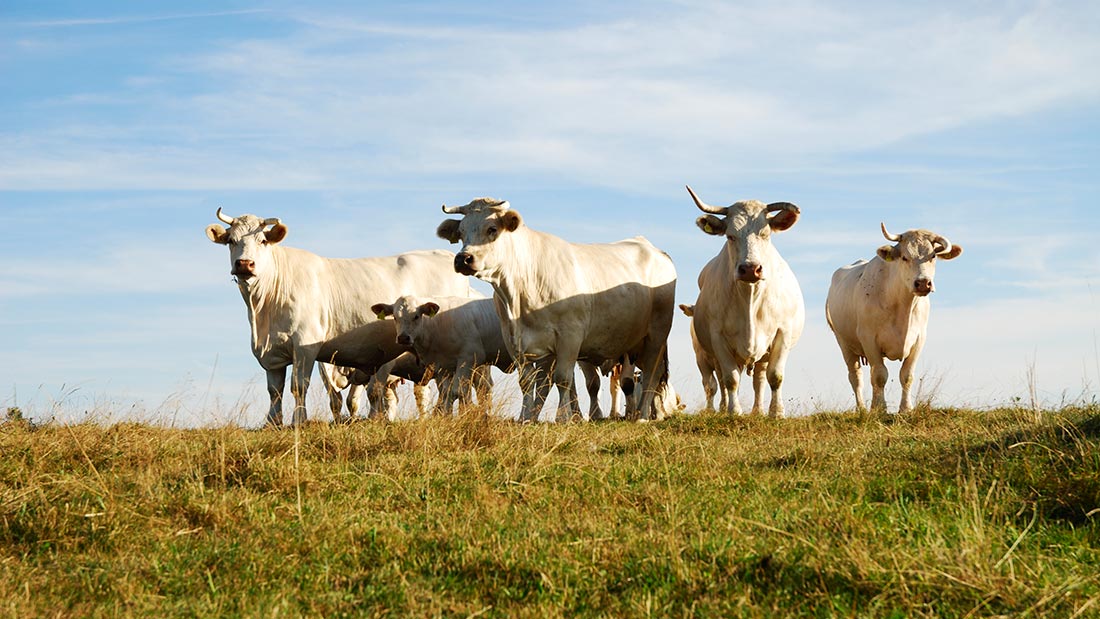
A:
451;365;477;415
552;345;583;422
578;362;602;421
713;350;743;415
749;361;767;416
346;384;364;421
766;331;796;418
701;370;717;412
435;371;458;416
868;359;889;414
472;365;494;410
413;382;430;418
898;339;923;413
622;361;639;421
607;364;622;420
265;367;287;427
518;360;552;422
632;346;665;421
289;352;319;426
842;350;866;412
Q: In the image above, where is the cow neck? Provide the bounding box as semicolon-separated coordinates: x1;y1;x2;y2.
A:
237;246;293;351
723;241;771;363
881;266;923;333
485;228;555;355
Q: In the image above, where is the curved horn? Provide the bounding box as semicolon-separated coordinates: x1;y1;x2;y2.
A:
685;185;727;215
216;207;236;225
441;203;467;215
933;234;954;256
880;222;901;242
765;202;800;215
262;217;281;227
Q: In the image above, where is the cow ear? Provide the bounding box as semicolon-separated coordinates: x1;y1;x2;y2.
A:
265;223;288;244
437;219;462;244
767;203;800;232
419;302;440;318
206;224;230;244
501;210;522;232
696;215;726;236
877;245;899;262
678;303;694;317
371;303;394;320
939;245;963;261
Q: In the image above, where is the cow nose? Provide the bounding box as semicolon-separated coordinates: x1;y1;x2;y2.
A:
397;333;413;347
454;252;475;274
914;278;934;295
737;262;763;282
233;259;256;276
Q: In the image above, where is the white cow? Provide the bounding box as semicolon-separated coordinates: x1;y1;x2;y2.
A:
371;295;511;415
331;352;438;421
825;223;963;413
436;198;677;422
685;186;805;417
205;209;472;426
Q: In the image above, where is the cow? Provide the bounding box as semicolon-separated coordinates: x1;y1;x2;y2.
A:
685;186;805;417
205;208;473;426
825;223;963;413
678;303;720;411
328;353;438;421
317;363;366;422
370;295;512;415
436;197;677;422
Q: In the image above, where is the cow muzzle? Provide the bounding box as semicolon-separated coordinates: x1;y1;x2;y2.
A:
454;252;477;276
736;262;764;283
913;278;934;296
232;259;256;278
397;333;414;348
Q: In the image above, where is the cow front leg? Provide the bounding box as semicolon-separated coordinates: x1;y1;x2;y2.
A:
898;340;924;413
517;361;551;422
766;331;796;418
289;356;317;426
749;361;767;416
869;360;889;414
714;353;743;416
265;367;287;427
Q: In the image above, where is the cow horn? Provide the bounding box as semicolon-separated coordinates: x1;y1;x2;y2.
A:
216;207;236;225
880;222;901;242
933;235;954;256
441;203;467;215
262;217;281;227
686;185;728;215
765;202;800;215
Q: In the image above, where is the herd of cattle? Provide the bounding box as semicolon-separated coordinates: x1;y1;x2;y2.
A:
205;187;961;426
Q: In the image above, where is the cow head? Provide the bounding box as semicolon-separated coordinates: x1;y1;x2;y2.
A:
370;297;440;350
876;223;963;297
687;186;800;283
205;208;288;282
436;197;521;279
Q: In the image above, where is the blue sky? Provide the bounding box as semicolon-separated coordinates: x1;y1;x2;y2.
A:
2;1;1099;425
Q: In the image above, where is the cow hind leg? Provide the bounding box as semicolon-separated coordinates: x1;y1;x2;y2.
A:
841;350;866;412
578;362;602;421
517;361;552;423
290;356;317;426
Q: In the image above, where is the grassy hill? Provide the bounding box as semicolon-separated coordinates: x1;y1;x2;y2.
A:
2;405;1098;618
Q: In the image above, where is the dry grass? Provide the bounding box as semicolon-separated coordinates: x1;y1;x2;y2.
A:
1;405;1098;618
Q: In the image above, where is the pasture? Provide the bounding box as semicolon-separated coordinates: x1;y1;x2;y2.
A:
2;404;1098;618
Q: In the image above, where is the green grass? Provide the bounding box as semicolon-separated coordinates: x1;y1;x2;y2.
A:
2;406;1098;618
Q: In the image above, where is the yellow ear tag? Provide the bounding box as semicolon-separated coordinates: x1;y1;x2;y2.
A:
704;222;714;234
376;311;387;320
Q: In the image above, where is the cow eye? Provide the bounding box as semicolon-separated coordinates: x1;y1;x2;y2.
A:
901;256;909;262
487;226;498;236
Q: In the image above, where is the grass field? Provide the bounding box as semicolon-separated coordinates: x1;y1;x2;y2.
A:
2;405;1098;618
